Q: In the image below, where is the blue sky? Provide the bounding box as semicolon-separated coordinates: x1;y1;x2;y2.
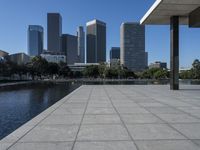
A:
0;0;199;68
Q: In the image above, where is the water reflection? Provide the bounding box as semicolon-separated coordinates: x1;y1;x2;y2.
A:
0;83;80;140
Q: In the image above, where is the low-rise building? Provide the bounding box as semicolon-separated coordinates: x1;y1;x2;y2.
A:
7;53;30;65
0;50;9;58
0;50;9;62
40;53;66;64
149;61;167;69
68;63;99;72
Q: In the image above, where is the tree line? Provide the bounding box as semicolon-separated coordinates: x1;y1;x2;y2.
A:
0;56;72;80
0;56;200;80
180;59;200;79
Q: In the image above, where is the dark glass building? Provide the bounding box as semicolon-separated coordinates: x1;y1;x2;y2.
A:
120;22;148;71
77;26;85;63
110;47;120;60
86;19;106;63
28;25;43;56
61;34;78;65
47;13;62;53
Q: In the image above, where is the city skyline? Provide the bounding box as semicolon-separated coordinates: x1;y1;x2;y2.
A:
0;0;200;68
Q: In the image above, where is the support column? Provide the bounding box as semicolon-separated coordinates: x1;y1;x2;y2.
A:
170;16;179;90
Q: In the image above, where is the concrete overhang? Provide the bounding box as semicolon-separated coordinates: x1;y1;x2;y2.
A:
140;0;200;26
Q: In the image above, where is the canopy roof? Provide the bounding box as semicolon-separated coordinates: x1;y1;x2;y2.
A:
140;0;200;25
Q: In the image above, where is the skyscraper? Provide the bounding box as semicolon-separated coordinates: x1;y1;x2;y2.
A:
61;34;78;65
145;52;148;67
110;47;120;69
110;47;120;60
47;13;62;53
86;19;106;63
120;22;147;71
28;25;43;56
77;26;85;63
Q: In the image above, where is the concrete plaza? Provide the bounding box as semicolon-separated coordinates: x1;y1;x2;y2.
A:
1;85;200;150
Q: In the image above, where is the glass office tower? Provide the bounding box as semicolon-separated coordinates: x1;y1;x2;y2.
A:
47;13;62;53
61;34;78;65
28;25;44;56
86;19;106;63
110;47;120;60
77;26;85;63
120;22;147;71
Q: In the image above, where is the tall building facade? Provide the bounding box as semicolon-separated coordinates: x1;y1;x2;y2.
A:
61;34;78;65
120;22;147;71
110;47;120;60
28;25;44;56
110;47;120;69
77;26;85;63
145;52;148;67
86;19;106;63
47;13;62;53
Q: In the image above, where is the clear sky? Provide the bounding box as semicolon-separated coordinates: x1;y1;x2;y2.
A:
0;0;199;68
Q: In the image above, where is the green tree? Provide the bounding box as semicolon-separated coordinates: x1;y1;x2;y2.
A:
140;68;169;79
73;71;83;78
105;68;118;78
30;56;48;79
98;62;107;78
154;69;168;79
58;62;71;78
180;70;192;79
47;63;59;78
83;65;99;78
191;59;200;79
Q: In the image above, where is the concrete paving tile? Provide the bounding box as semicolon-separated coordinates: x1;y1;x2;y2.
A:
156;114;200;123
192;140;200;147
40;115;82;125
130;99;156;103
85;107;117;115
62;103;87;108
126;124;186;140
135;140;200;150
0;142;13;150
52;107;85;115
121;114;163;124
77;124;131;141
89;101;111;104
111;99;133;103
9;142;73;150
178;107;200;114
1;125;34;143
191;113;200;119
87;103;113;108
172;123;200;139
117;107;150;114
113;102;139;107
67;99;88;103
147;107;183;114
138;102;166;107
82;115;121;124
164;100;193;107
20;125;79;142
73;141;137;150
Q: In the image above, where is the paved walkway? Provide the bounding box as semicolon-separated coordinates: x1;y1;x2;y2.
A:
1;85;200;150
